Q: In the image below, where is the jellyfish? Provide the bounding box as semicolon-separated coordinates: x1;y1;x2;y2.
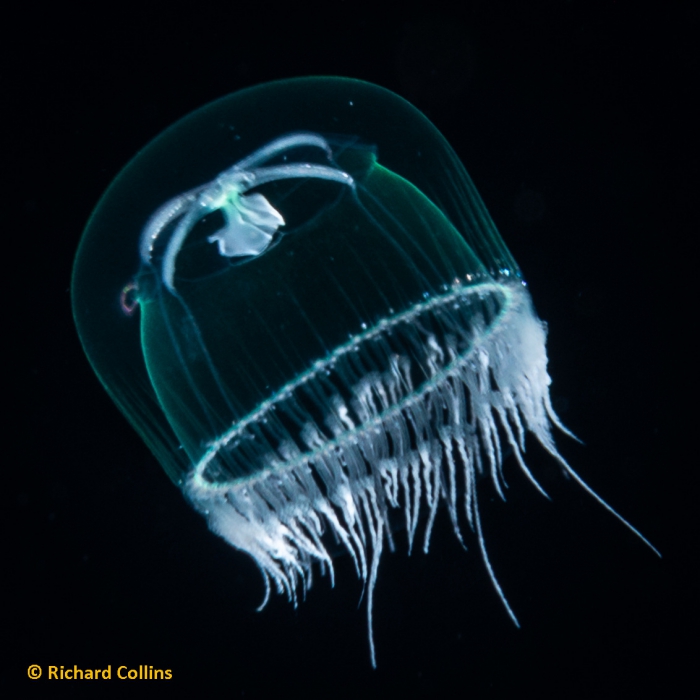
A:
72;77;658;666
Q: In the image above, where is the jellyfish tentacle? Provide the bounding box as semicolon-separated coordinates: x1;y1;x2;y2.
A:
546;452;662;558
470;464;521;628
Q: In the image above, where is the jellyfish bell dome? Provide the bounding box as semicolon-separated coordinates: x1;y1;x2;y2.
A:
72;77;657;666
73;77;519;479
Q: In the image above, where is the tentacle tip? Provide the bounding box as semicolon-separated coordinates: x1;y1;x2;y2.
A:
646;541;662;558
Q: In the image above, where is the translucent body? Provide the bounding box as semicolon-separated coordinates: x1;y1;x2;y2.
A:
72;77;657;666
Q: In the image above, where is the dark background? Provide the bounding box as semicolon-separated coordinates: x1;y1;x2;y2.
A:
10;3;694;698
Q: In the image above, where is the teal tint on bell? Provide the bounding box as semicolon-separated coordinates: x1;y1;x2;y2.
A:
72;77;658;666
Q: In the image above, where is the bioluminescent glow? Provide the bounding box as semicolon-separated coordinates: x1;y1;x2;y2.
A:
72;77;659;666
